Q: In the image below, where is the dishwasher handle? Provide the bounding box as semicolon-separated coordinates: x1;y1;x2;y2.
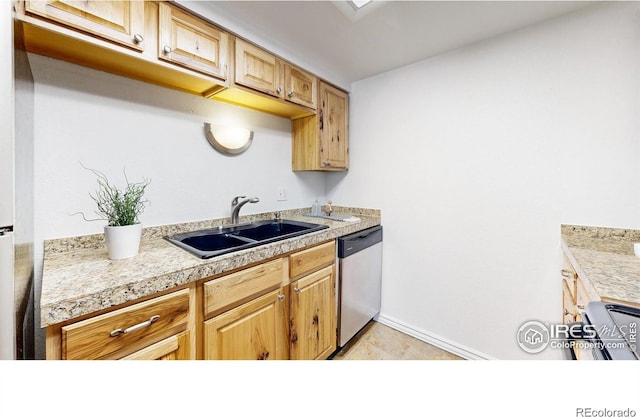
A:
338;226;382;258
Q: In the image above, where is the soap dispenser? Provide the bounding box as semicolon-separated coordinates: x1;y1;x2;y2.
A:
312;200;320;216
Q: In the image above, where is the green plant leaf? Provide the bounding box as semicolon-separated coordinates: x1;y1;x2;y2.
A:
74;163;150;227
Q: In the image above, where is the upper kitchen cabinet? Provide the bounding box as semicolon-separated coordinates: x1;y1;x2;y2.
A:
15;1;345;130
284;63;317;110
157;2;229;81
233;37;283;98
292;81;349;171
15;1;228;97
24;0;146;51
212;37;316;119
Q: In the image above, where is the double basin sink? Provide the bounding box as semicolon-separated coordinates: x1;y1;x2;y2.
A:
165;219;329;259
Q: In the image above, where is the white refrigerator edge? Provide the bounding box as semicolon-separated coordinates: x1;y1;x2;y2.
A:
0;0;16;360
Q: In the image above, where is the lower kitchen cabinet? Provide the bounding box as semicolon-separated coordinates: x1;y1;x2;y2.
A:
560;253;596;360
46;287;194;360
202;240;337;360
45;241;338;360
120;331;191;360
289;264;336;360
204;288;288;360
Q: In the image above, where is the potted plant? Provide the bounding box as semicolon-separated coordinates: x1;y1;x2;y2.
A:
76;164;150;260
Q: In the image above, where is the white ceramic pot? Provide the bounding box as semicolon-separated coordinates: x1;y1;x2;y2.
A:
104;223;142;260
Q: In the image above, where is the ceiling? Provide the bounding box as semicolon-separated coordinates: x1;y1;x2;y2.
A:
189;1;596;89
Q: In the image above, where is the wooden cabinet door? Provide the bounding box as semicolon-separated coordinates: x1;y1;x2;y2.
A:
235;38;283;98
319;82;348;170
120;331;191;360
204;289;288;360
25;0;145;51
289;265;336;360
562;280;577;325
284;63;317;109
158;2;229;80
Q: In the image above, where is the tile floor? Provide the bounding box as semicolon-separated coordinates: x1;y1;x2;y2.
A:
331;320;463;360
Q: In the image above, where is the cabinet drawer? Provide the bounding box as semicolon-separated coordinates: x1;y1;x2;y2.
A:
290;241;335;280
204;258;284;316
61;288;190;360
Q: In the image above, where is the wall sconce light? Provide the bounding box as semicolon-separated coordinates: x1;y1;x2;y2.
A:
204;122;254;155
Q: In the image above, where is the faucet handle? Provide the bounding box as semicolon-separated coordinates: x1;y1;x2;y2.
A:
322;200;334;216
232;195;247;205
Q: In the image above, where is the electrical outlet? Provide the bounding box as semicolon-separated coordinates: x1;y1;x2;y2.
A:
277;186;288;201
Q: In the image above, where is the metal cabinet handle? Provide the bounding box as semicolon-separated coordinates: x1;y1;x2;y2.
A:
276;87;282;94
576;304;585;310
278;294;285;301
133;33;144;44
561;269;576;279
294;287;300;294
109;315;160;337
163;45;172;54
287;91;294;98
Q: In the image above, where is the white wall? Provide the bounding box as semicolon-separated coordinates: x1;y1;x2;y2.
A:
30;55;326;358
327;2;640;359
31;55;326;237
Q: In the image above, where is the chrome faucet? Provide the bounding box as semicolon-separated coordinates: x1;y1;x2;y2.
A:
230;195;260;224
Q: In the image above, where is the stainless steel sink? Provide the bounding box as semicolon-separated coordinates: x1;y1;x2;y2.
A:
165;219;329;259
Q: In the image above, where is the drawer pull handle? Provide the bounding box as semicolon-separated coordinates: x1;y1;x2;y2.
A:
109;315;160;337
294;287;300;294
561;269;576;279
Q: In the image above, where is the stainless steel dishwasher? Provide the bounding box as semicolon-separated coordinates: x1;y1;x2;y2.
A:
337;225;383;348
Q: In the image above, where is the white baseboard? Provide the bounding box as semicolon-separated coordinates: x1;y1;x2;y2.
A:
375;314;497;360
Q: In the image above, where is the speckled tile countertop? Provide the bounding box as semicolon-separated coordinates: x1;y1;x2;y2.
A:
41;206;381;327
561;224;640;307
